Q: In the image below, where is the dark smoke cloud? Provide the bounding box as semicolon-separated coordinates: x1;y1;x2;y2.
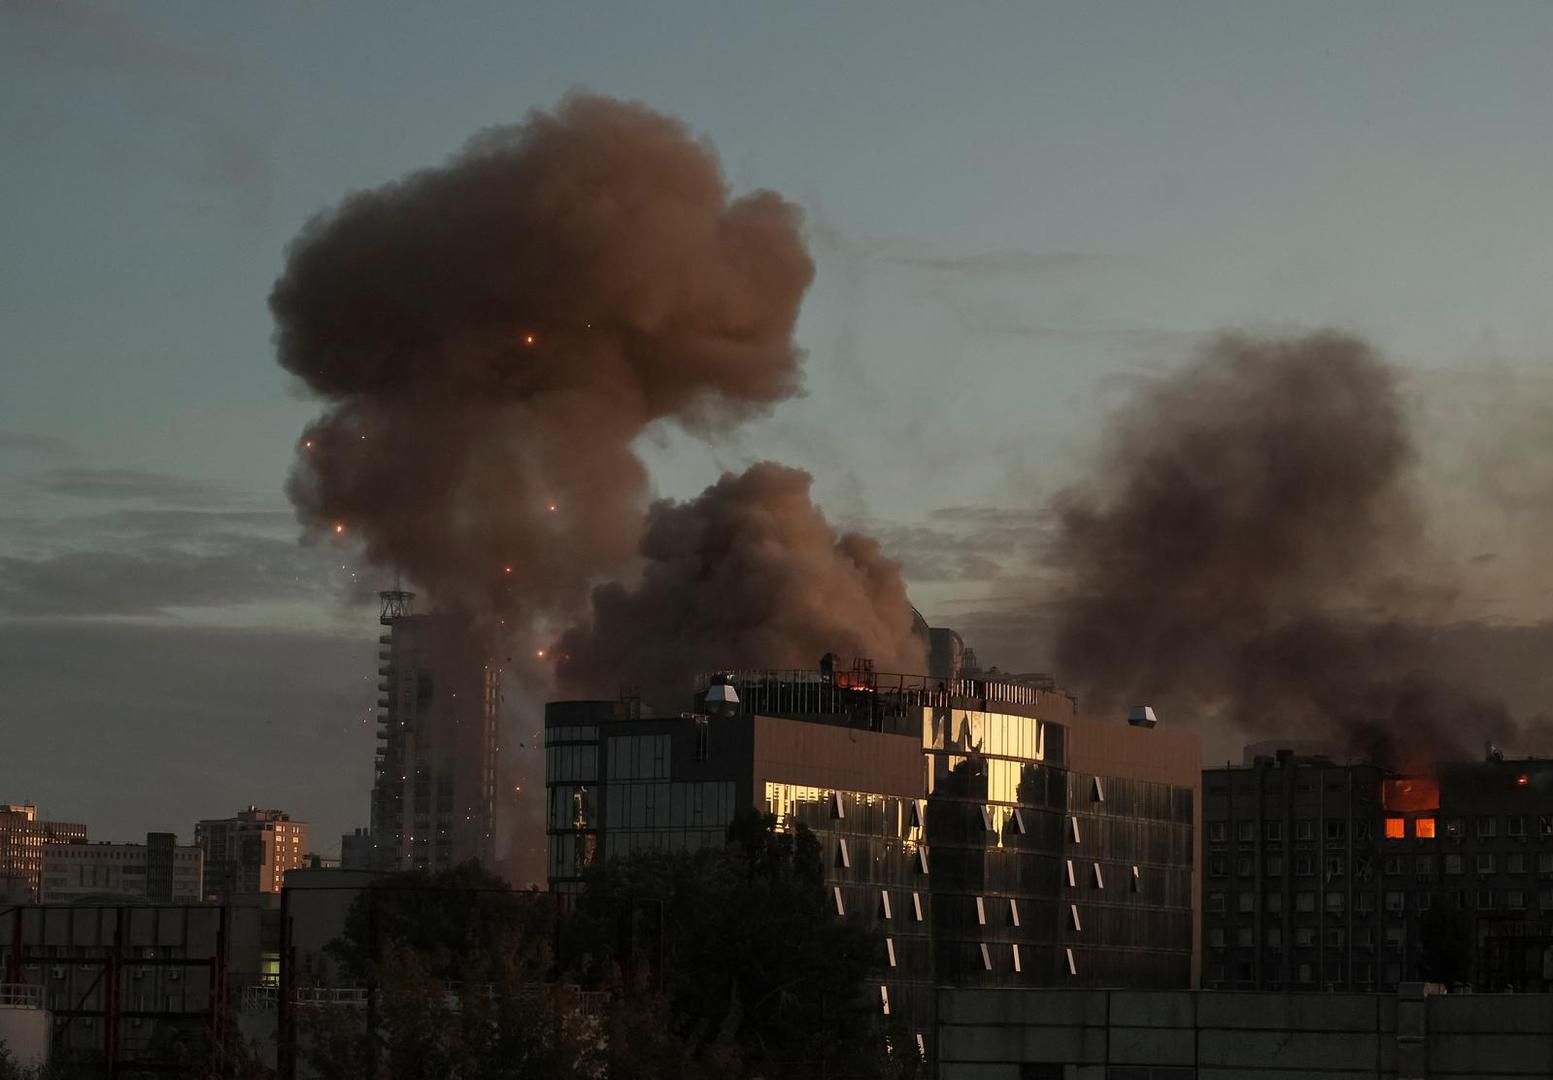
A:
1049;331;1532;768
554;462;926;707
271;94;813;637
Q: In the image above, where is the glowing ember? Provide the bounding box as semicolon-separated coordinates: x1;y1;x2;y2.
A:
332;523;346;535
535;649;545;658
1518;774;1530;786
523;334;536;346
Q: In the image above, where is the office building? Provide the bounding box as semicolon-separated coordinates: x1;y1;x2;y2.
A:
371;592;499;872
545;663;1199;1057
40;834;203;904
1203;749;1553;992
195;807;309;900
0;806;86;903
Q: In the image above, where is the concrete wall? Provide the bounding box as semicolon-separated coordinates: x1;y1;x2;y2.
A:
939;986;1553;1079
0;1006;51;1070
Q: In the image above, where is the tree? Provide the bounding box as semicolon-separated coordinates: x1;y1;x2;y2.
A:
328;861;552;984
303;862;590;1080
564;808;890;1079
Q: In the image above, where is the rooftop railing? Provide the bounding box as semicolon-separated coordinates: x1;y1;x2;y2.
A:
696;668;1069;719
0;983;43;1009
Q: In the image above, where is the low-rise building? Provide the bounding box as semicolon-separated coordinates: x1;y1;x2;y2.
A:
41;834;203;904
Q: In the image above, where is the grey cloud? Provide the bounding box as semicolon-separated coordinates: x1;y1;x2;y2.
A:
853;503;1051;584
0;534;347;617
889;249;1108;276
0;431;77;460
34;468;237;503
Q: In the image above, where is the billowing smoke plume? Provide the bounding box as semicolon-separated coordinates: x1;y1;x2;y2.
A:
1049;332;1522;767
554;462;926;705
271;94;813;636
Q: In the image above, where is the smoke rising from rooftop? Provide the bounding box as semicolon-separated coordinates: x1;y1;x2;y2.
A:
1048;331;1526;768
554;462;926;705
271;94;813;637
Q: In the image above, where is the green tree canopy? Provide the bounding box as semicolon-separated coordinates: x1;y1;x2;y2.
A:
564;807;898;1079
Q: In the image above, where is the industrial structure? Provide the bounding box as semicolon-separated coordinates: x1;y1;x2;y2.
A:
544;660;1199;1059
1203;749;1553;993
194;807;309;901
0;805;86;903
369;591;499;872
41;834;204;904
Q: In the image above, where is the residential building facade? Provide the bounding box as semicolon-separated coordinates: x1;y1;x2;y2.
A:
370;595;499;872
1203;750;1553;992
194;807;309;900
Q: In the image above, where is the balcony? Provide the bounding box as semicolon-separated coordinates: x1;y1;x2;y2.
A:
377;698;390;708
378;681;391;693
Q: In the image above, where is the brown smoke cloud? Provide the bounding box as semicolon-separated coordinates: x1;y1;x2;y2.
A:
553;462;926;706
271;94;813;637
1048;331;1528;768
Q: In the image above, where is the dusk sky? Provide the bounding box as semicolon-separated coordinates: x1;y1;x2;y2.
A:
4;2;1553;852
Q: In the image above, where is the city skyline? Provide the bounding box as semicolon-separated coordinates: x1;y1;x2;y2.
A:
5;2;1553;849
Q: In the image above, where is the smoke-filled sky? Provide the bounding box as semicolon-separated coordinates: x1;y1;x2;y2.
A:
4;2;1553;850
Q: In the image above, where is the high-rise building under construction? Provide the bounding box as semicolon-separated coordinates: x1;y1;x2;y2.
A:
371;591;500;871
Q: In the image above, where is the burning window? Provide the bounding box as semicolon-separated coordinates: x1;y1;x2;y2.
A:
1384;817;1405;839
1414;818;1436;839
1382;777;1440;813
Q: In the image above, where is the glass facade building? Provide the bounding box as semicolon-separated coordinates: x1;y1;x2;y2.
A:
545;670;1199;1059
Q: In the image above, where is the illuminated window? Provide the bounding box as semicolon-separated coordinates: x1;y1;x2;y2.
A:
885;938;897;968
1384;818;1405;839
879;891;893;920
832;886;845;916
975;896;987;925
1414;818;1436;839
